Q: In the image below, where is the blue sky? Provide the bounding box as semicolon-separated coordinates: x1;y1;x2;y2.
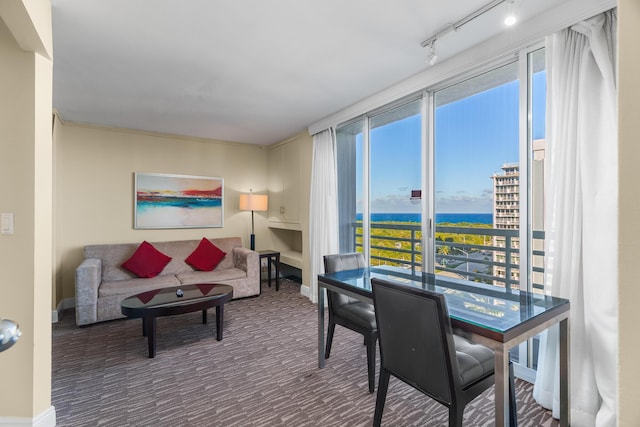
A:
357;70;546;214
434;80;519;213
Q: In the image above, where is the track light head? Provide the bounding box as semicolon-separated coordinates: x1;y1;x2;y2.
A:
425;41;438;66
504;0;518;26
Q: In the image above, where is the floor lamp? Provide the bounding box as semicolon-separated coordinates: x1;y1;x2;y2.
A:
239;191;268;250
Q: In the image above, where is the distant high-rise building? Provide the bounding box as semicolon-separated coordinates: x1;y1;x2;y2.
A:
493;163;520;230
490;139;546;289
492;163;520;286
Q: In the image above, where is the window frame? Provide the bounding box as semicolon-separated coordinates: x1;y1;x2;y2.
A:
335;41;545;307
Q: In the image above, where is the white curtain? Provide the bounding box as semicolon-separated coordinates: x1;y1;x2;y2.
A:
533;9;617;427
308;128;339;304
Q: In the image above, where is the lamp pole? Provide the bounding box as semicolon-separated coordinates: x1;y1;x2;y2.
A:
250;209;256;250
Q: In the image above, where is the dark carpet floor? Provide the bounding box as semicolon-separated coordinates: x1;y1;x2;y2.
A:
52;279;558;426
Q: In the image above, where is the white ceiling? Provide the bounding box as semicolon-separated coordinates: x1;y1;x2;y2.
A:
52;0;569;145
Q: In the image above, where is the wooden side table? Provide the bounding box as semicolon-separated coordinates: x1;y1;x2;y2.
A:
258;250;280;291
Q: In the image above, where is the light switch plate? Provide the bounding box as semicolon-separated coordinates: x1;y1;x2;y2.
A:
1;212;14;235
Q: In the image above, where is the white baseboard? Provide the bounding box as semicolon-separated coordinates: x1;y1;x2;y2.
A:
299;285;327;303
51;298;74;323
300;284;310;299
0;406;56;427
513;363;536;384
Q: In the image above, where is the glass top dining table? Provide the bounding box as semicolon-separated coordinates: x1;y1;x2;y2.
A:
317;266;570;427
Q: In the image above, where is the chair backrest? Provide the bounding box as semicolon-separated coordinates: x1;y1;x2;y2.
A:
323;253;366;306
371;278;458;405
323;252;366;273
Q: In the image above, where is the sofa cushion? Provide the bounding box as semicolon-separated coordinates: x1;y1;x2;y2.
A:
177;267;247;285
185;238;227;271
98;274;181;298
121;241;172;278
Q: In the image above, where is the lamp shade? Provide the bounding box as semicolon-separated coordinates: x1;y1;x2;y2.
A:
239;193;268;212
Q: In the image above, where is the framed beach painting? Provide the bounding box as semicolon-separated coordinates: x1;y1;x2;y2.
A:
134;173;224;229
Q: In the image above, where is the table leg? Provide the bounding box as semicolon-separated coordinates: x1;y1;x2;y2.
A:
267;255;272;288
318;284;325;369
493;346;510;427
275;254;280;291
215;304;224;341
202;309;208;324
509;361;518;427
560;317;570;427
145;316;157;358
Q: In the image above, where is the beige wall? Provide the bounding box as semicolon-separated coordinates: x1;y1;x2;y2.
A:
0;0;53;422
618;0;640;425
266;131;313;286
55;122;270;304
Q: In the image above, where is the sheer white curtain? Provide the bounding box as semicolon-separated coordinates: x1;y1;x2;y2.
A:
533;10;617;427
308;128;339;304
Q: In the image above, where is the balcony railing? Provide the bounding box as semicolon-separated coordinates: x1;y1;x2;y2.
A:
352;222;545;291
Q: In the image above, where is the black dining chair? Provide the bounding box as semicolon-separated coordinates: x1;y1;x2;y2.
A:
371;277;517;427
323;252;377;393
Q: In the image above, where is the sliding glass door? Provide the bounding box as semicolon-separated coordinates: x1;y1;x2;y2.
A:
336;98;422;268
368;100;422;271
433;62;520;287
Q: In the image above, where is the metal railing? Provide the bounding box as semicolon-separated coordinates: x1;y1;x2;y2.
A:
353;222;545;291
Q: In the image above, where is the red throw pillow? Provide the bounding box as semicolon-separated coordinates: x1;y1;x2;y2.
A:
122;241;172;278
185;238;227;271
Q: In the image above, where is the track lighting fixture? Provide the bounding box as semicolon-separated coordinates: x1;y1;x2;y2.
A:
426;41;438;66
420;0;520;62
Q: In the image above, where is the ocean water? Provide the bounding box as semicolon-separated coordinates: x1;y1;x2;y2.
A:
355;212;493;225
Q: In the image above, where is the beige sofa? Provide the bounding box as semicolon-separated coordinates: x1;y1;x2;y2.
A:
75;237;259;326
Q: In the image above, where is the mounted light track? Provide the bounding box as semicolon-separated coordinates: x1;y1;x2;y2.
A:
420;0;519;58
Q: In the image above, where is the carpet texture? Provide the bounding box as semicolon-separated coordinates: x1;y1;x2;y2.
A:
52;280;559;426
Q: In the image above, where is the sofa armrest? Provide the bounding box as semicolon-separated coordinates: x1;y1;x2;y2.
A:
232;247;259;281
75;258;102;326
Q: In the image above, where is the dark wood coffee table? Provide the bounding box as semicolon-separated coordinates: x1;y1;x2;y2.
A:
121;283;233;358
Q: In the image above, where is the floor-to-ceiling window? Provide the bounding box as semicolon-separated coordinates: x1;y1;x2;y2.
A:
369;99;422;270
335;45;547;377
433;62;520;287
335;98;423;268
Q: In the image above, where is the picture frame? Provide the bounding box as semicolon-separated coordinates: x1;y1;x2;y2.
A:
134;172;224;229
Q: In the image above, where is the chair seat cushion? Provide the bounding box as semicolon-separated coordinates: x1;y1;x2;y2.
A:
453;334;495;388
333;301;376;331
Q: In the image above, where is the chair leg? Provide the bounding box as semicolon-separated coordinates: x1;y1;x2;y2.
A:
373;368;390;427
325;319;335;359
509;361;518;427
448;405;465;427
365;336;376;393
